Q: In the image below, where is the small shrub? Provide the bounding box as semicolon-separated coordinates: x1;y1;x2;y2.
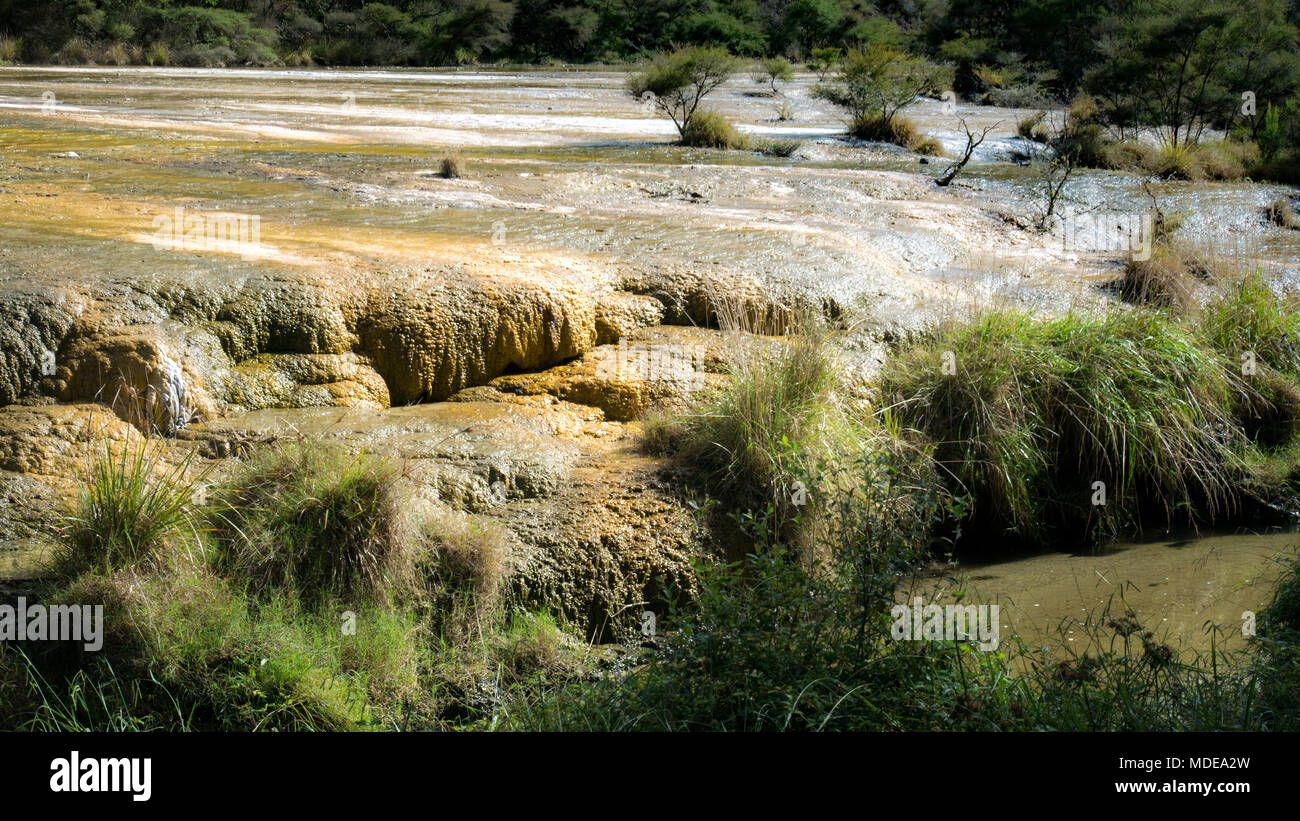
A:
628;46;741;141
438;156;463;178
1157;144;1208;181
1267;198;1299;230
681;109;750;149
1251;153;1300;186
807;47;841;81
985;84;1052;108
815;45;952;145
0;36;22;64
753;56;794;95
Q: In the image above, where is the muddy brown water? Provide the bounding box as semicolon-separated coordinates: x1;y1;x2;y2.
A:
912;528;1300;655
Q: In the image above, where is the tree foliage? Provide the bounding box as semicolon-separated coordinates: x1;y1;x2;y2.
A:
628;45;741;137
814;44;951;128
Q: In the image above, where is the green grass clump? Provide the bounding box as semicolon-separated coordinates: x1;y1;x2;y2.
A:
208;442;414;606
643;319;947;574
490;612;585;683
651;331;842;542
681;109;750;149
3;566;385;731
3;433;592;731
144;42;170;66
61;437;207;575
1200;273;1300;451
881;308;1250;542
0;36;21;64
1201;271;1300;378
57;37;92;64
756;138;801;157
849;113;938;153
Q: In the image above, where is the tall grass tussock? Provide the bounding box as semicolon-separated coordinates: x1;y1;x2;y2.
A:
880;308;1253;542
61;436;208;575
680;109;749;150
207;443;414;606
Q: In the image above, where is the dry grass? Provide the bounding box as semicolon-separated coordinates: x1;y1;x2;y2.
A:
0;36;22;64
438;156;463;179
681;109;750;150
1267;198;1299;230
850;114;939;155
417;510;508;642
207;442;415;606
1118;238;1231;310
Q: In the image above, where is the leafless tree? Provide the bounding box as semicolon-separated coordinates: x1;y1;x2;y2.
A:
935;118;998;186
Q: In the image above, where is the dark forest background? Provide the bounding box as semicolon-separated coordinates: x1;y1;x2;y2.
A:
0;0;1295;97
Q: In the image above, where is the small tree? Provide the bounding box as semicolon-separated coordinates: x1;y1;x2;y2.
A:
754;56;794;95
936;118;998;186
814;45;952;139
629;46;742;141
1032;149;1077;230
808;47;841;82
